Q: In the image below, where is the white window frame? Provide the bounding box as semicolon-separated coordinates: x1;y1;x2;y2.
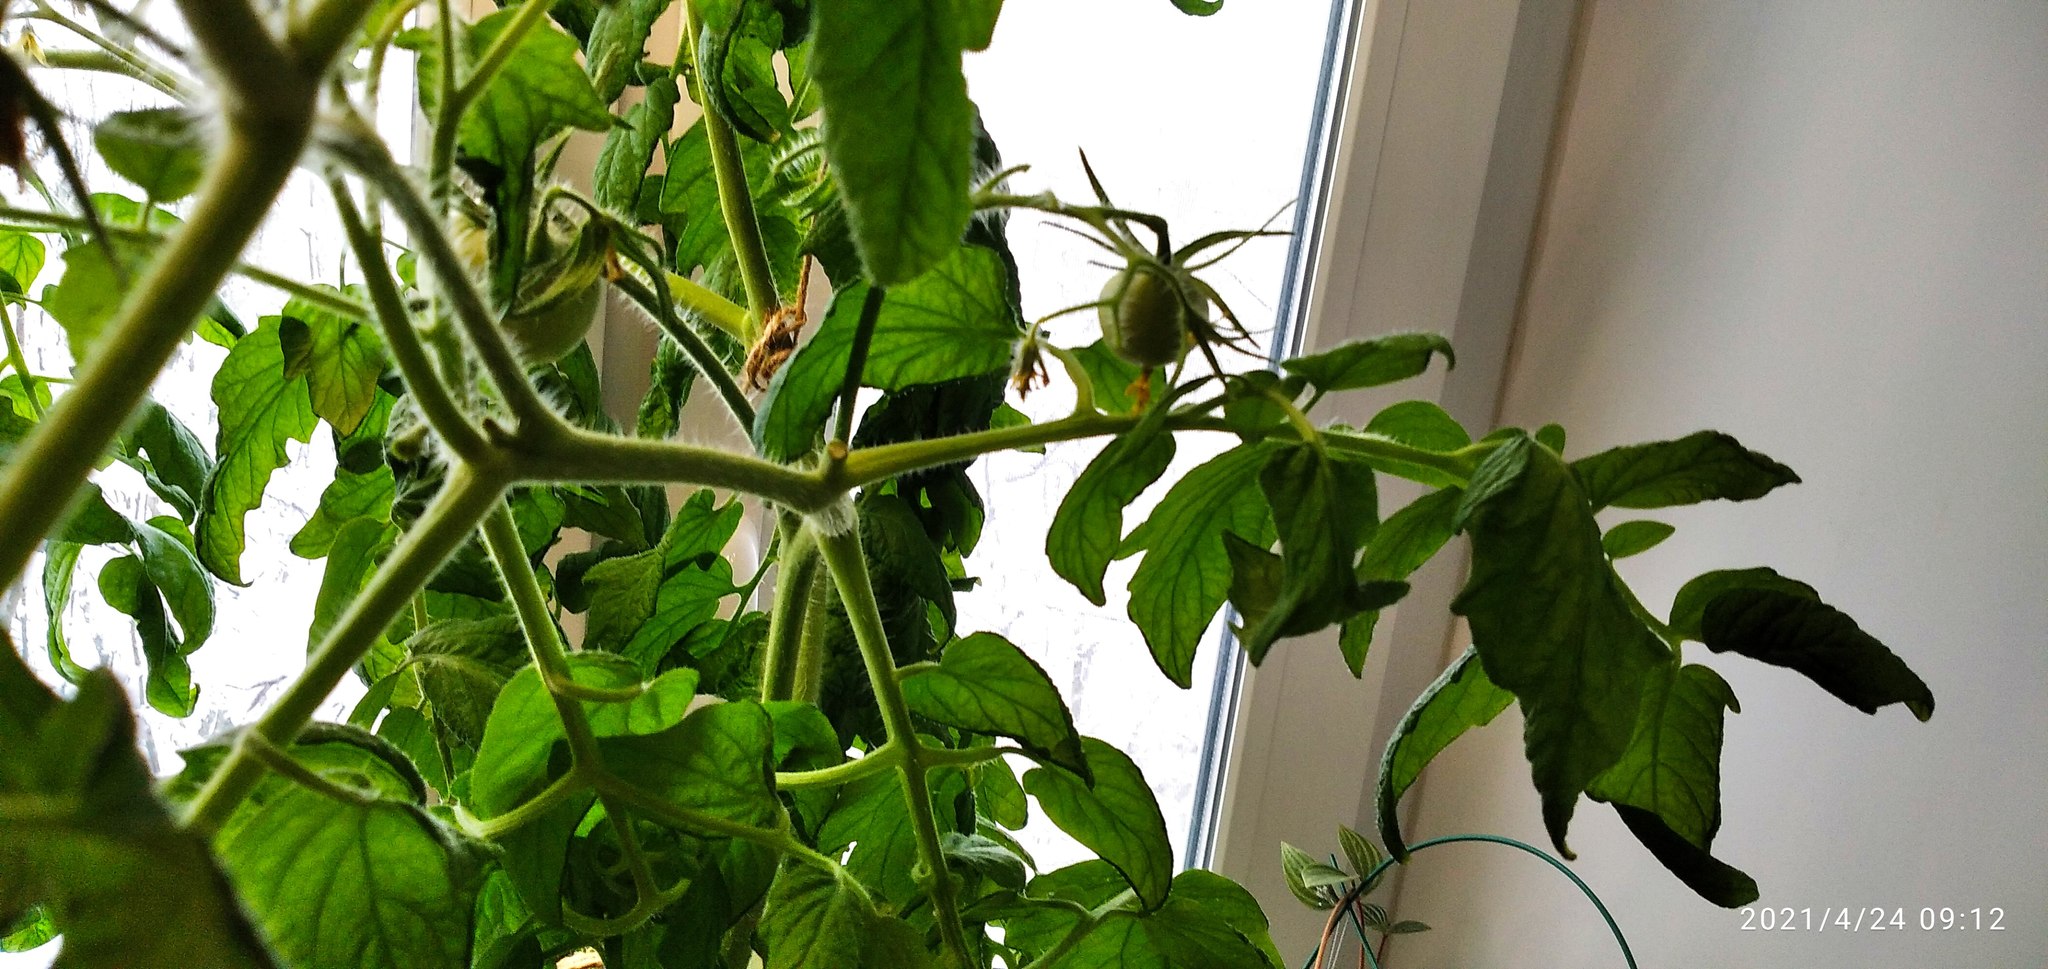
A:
1199;0;1587;953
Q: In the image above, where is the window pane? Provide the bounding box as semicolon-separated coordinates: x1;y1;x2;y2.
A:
959;0;1342;870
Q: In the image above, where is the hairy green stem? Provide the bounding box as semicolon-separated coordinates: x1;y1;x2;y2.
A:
0;121;304;589
427;0;554;191
241;732;378;806
184;467;508;835
667;271;753;342
471;770;586;839
758;517;819;701
513;427;825;509
775;742;904;790
1;304;43;418
481;505;602;763
812;523;973;969
833;286;886;446
681;4;776;330
332;183;491;461
612;263;756;428
26;2;190;96
332;121;560;430
790;572;833;703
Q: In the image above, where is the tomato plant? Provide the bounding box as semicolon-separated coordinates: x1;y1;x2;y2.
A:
0;2;1934;967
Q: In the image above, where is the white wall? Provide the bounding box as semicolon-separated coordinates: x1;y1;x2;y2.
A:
1389;2;2048;965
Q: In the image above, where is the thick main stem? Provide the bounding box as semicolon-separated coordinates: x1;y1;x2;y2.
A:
184;467;508;834
758;516;820;702
812;523;973;969
0;121;303;589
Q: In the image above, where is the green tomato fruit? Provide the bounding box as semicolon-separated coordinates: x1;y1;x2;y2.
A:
1098;262;1195;368
503;216;611;364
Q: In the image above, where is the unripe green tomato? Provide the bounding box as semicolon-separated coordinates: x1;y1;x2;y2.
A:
1099;262;1194;368
503;279;602;364
503;216;611;364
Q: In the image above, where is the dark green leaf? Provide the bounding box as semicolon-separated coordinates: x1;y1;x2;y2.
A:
1666;567;1818;643
40;542;88;682
219;784;479;969
0;673;283;969
754;246;1020;460
1588;664;1738;849
595;75;679;213
1337;487;1462;676
697;0;797;142
1452;436;1670;855
1023;737;1171;910
659;120;774;274
92;107;208;202
469;656;701;816
1572;430;1799;511
810;0;972;283
1535;422;1567;454
97;556;195;717
601;700;780;828
1170;0;1224;15
1374;646;1511;858
903;632;1086;777
818;767;969;905
1005;866;1283;969
121;401;214;524
197;317;319;584
1612;805;1759;907
52;482;133;546
1279;842;1339;909
131;515;214;654
405;11;614;169
973;751;1028;830
953;0;1002;49
942;831;1029;889
582;490;743;669
1237;444;1379;661
1602;519;1675;559
1280;333;1453;394
759;862;867;969
1119;441;1279;686
1703;588;1933;720
1048;426;1174;606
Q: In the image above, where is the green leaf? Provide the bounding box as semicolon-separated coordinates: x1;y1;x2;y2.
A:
759;863;867;969
219;784;479;969
1023;737;1172;911
902;632;1087;777
1120;441;1279;686
469;656;702;816
406;11;614;169
942;831;1029;890
1451;435;1670;855
1170;0;1224;15
1571;430;1799;511
412;650;517;750
659;119;773;274
953;0;1003;49
595;75;679;213
600;700;780;829
1374;646;1511;858
1;906;53;952
1602;519;1676;559
1006;866;1283;969
197;318;319;584
1071;339;1165;415
0;673;284;969
290;463;397;558
973;750;1029;830
697;0;798;142
309;517;397;651
92;107;208;202
41;243;122;360
1364;400;1470;453
131;515;214;654
0;231;46;292
585;0;669;103
53;482;134;546
1612;805;1759;907
818;767;970;905
754;246;1020;460
1281;333;1453;394
1588;664;1737;849
40;542;88;682
1666;567;1818;643
279;294;385;435
1337;825;1382;885
97;555;196;717
1702;588;1934;720
1048;425;1175;606
1279;842;1339;909
810;0;973;283
1337;487;1462;676
581;489;744;669
1237;444;1379;662
120;401;214;524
